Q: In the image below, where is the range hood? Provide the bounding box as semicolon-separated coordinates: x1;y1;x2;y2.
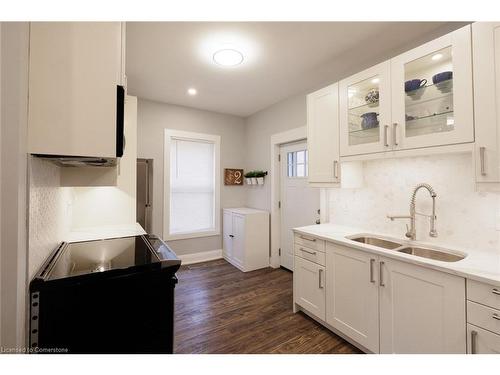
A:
32;154;117;167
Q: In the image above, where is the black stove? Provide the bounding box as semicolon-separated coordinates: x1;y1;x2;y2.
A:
29;234;181;354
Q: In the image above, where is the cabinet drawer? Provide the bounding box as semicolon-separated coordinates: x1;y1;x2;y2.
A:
467;279;500;310
467;301;500;335
294;244;326;266
294;233;325;252
467;324;500;354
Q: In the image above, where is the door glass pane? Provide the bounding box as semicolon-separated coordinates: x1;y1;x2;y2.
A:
348;75;381;146
286;150;308;177
404;46;453;138
296;164;305;177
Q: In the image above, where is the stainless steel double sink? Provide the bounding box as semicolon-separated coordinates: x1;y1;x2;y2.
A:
348;235;466;262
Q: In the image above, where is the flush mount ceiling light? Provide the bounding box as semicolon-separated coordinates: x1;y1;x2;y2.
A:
187;88;197;96
213;49;244;67
431;53;443;61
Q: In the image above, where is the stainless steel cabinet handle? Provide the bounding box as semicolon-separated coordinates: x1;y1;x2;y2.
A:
369;259;375;283
319;269;324;289
493;313;500;321
299;235;316;242
379;261;385;287
471;330;477;354
300;248;317;255
480;147;487;176
229;234;234;238
384;125;389;147
492;288;500;296
333;160;339;179
393;123;398;146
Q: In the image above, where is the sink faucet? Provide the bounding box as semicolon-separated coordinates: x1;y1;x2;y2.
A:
387;183;438;241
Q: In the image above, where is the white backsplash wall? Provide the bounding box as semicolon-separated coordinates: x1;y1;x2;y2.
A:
28;157;73;279
327;153;500;254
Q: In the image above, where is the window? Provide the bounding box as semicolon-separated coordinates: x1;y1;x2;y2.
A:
287;150;308;177
164;130;220;240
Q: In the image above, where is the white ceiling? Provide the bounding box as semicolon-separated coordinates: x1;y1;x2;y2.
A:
126;22;467;117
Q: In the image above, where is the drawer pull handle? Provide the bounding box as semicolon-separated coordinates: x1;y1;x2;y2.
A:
480;146;487;176
493;313;500;321
471;330;477;354
319;269;324;289
492;288;500;296
300;248;317;255
299;235;316;242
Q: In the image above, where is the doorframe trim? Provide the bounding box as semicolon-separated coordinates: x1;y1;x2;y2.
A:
271;126;326;269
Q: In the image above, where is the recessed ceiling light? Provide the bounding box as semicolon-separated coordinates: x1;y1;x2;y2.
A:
187;88;197;96
213;49;244;67
431;53;443;61
371;78;380;84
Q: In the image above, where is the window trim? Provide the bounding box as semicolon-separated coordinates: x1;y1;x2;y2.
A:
163;129;221;241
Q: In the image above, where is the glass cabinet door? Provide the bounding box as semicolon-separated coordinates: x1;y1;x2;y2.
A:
391;25;473;150
340;61;391;156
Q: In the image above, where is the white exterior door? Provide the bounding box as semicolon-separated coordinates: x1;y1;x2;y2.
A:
325;243;380;353
280;142;320;271
222;210;233;259
231;214;245;268
379;256;466;353
294;256;326;320
390;25;473;151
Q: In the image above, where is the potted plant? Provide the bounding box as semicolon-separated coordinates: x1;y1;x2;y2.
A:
254;170;267;185
244;171;255;185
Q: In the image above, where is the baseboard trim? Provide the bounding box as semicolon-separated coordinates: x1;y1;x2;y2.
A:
178;249;223;265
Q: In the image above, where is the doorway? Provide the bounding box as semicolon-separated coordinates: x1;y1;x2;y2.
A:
279;141;320;271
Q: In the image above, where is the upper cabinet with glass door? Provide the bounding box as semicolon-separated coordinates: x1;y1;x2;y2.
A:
390;25;473;150
340;62;392;156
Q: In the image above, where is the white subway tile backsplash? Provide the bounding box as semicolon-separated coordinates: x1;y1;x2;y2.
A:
328;153;500;254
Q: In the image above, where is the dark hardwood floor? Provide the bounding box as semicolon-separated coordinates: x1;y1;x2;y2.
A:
174;259;362;354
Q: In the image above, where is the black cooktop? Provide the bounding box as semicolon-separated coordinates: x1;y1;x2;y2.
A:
47;236;162;280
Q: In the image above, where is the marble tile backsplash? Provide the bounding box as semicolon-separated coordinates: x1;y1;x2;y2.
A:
28;157;73;279
328;153;500;254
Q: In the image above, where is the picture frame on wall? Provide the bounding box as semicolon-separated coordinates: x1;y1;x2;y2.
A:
224;168;244;185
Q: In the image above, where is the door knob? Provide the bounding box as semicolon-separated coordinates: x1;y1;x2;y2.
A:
315;219;321;225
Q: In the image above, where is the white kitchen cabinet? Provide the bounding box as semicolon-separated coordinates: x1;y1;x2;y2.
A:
28;22;126;159
294;256;326;320
390;25;473;151
222;208;269;272
339;61;392;156
379;256;466;353
325;243;379;353
467;324;500;354
307;83;340;184
472;22;500;185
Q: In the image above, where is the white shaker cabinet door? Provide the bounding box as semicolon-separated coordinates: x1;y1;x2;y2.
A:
307;83;340;184
222;210;233;260
379;257;466;353
231;214;246;269
325;244;380;353
294;256;326;321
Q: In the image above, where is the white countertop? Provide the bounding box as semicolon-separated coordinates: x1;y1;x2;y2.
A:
293;223;500;287
66;223;146;243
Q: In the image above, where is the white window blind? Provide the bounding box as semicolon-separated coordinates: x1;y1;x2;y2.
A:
169;138;215;235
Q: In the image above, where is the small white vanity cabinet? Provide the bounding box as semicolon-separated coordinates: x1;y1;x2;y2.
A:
472;22;500;187
28;22;126;158
294;233;467;354
306;83;341;185
222;208;269;272
466;279;500;353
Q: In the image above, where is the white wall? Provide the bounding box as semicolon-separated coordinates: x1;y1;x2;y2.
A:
137;98;246;255
328;153;500;254
0;22;29;349
244;94;307;210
